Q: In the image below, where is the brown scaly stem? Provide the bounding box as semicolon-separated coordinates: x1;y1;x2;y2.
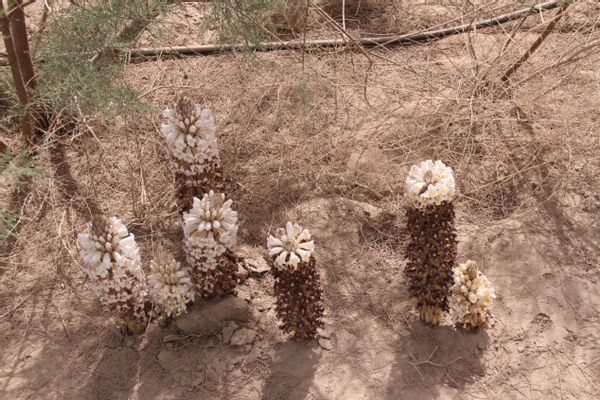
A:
191;251;238;299
404;202;457;326
271;257;324;341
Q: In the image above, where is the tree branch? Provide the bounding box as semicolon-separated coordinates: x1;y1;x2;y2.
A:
0;0;34;144
122;1;565;59
8;0;37;91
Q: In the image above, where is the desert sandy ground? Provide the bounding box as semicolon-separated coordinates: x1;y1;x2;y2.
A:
1;1;600;399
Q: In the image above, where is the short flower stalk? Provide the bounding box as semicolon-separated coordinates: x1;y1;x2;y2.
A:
148;254;195;318
448;260;495;330
161;97;225;211
77;217;151;333
183;190;239;298
267;222;324;340
404;160;457;325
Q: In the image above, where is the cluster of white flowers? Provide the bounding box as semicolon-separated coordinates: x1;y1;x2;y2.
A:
448;260;495;329
161;98;220;181
267;222;315;271
183;190;238;272
405;160;456;209
77;217;148;322
148;257;195;317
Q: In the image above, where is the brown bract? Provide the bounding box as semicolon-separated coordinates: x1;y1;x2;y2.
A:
191;250;239;299
174;156;225;212
271;256;324;340
404;202;457;325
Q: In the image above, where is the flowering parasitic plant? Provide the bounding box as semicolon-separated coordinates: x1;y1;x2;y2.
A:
267;222;323;340
77;217;150;333
404;160;457;325
161;97;225;211
448;260;495;330
183;190;239;298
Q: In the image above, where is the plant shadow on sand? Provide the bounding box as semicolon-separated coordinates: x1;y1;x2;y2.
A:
385;320;489;399
261;340;321;400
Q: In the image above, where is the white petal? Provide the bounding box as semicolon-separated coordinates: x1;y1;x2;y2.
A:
269;247;284;256
285;222;294;239
267;235;283;248
288;252;300;268
275;251;288;266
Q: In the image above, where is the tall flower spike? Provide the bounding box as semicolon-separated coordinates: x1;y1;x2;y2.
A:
403;160;458;326
77;217;150;333
448;260;495;330
183;190;239;298
161;97;225;211
148;256;195;318
267;222;323;340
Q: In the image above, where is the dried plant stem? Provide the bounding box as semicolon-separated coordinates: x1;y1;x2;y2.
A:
301;0;309;70
311;4;373;106
512;38;600;89
500;5;568;84
123;1;564;59
341;0;346;30
32;0;51;50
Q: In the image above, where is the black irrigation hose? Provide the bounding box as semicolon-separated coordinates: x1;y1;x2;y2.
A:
123;1;563;60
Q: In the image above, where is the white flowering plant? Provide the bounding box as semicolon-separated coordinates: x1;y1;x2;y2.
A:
266;221;324;340
77;217;150;332
183;190;238;270
148;256;195;318
404;159;458;326
448;260;495;330
160;97;225;210
161;101;219;171
183;190;239;296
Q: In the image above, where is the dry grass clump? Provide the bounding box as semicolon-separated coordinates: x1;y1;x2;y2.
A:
266;0;307;36
204;56;345;241
316;0;546;35
403;97;560;220
363;18;597;221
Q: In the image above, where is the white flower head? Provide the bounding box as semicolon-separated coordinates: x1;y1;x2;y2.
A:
448;260;495;329
405;160;455;208
267;221;315;271
77;217;140;279
77;217;148;323
183;190;238;249
149;257;195;317
183;191;238;271
161;97;219;167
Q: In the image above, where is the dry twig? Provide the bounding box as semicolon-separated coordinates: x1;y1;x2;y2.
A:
500;4;569;84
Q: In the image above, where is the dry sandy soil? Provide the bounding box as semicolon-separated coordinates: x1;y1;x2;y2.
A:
1;1;600;399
